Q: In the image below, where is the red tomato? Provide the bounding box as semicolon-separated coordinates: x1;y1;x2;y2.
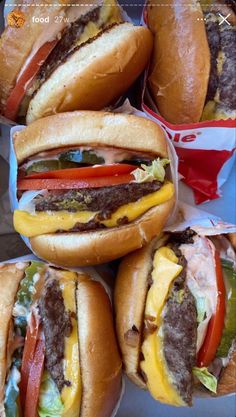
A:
18;173;134;190
20;314;39;411
4;40;57;120
197;250;226;367
24;333;45;417
26;164;135;179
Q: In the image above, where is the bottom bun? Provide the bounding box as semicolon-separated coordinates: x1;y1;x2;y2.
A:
30;198;175;267
217;342;236;396
77;280;122;417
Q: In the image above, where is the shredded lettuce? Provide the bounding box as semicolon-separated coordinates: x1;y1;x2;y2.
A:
4;367;20;417
195;296;207;323
132;158;170;183
38;372;64;417
193;367;217;393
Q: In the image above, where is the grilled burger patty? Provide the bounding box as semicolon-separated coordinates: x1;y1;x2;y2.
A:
162;246;197;405
34;181;162;215
39;277;72;392
35;6;102;88
205;13;236;111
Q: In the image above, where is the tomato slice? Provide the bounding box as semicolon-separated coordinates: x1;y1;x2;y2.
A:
197;250;226;367
4;40;57;121
25;164;135;179
20;313;39;411
18;173;134;190
24;333;45;417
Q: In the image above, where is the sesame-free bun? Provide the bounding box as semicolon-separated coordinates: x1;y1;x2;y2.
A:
77;278;122;417
217;341;236;396
0;1;73;113
0;262;122;416
26;23;153;124
147;0;210;124
30;198;175;267
0;262;27;406
14;110;168;164
114;236;168;388
114;234;236;399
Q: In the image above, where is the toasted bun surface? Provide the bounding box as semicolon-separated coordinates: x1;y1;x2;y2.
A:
0;263;27;404
77;279;122;417
14;111;168;164
147;0;210;124
0;1;72;113
114;236;168;388
217;341;236;396
30;198;174;267
26;23;153;124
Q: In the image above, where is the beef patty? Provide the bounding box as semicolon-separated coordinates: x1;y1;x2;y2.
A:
34;180;162;216
162;243;197;405
205;11;236;111
39;275;72;392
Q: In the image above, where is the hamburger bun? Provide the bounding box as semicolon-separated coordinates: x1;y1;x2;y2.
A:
26;23;153;124
14;111;175;267
114;234;236;400
0;262;27;403
217;341;236;396
147;0;210;124
114;235;168;388
0;1;72;112
0;261;122;417
147;0;236;123
77;279;122;417
14;111;168;164
30;199;174;267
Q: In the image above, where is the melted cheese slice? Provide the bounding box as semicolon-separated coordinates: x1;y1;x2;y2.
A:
140;247;185;406
13;182;174;238
75;0;122;47
60;272;82;417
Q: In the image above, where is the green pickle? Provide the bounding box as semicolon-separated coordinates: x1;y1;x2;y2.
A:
26;160;78;174
217;259;236;358
16;261;44;309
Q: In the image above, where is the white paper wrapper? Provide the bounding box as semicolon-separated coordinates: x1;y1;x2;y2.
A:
0;254;125;416
141;4;236;205
9;100;179;255
166;201;236;236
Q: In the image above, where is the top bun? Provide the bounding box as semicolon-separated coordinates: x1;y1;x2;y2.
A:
0;0;73;112
14;111;168;163
26;23;153;124
147;0;210;124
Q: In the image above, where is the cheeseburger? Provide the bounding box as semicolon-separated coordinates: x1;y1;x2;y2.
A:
0;260;122;417
13;111;175;267
115;229;236;406
147;0;236;123
0;0;153;123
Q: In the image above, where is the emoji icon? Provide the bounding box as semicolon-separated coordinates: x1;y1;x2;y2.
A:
7;10;26;28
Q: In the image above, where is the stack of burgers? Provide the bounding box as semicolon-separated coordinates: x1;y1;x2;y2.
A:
0;1;235;416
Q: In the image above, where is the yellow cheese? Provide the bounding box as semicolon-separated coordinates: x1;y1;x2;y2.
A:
60;272;82;417
102;182;174;228
76;0;122;47
140;247;186;406
201;100;216;121
13;182;174;238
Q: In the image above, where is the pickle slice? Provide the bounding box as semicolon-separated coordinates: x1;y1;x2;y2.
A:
217;260;236;358
26;160;78;174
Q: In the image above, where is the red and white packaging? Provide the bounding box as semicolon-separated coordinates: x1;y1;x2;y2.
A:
141;6;236;205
